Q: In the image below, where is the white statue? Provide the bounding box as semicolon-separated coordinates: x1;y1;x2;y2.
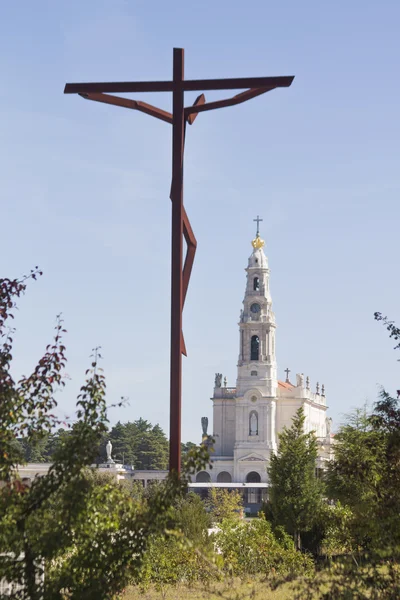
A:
326;417;332;437
296;373;304;387
106;440;114;463
250;412;258;436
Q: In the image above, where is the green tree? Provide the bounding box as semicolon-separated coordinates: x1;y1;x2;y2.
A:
325;313;400;553
267;407;324;549
107;421;135;464
327;395;400;552
104;419;169;469
0;270;208;600
174;491;211;546
296;314;400;599
22;432;51;462
143;422;169;470
207;488;243;523
326;408;384;548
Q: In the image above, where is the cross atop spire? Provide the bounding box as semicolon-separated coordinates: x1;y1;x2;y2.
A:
284;367;291;383
253;215;263;237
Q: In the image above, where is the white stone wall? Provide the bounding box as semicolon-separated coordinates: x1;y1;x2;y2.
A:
212;398;236;456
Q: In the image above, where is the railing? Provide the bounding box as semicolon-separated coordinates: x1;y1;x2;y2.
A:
214;387;237;399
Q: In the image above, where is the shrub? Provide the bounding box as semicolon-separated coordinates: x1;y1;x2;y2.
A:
213;515;314;579
137;534;222;591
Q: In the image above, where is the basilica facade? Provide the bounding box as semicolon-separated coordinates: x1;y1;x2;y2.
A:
193;224;333;510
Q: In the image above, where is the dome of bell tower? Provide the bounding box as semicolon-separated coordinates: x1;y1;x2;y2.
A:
248;242;268;269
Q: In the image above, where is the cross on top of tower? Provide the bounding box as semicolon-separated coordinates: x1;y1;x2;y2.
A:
251;215;265;250
253;215;263;236
284;367;291;383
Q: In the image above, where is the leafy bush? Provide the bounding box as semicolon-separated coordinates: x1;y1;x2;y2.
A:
174;492;211;547
213;515;314;579
137;534;222;591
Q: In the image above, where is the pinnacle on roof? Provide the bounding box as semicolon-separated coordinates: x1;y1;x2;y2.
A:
251;214;265;250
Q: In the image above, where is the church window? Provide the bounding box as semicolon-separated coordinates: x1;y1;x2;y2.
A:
251;371;257;376
217;471;232;483
253;277;259;291
251;395;257;403
246;471;261;483
250;335;259;361
249;411;258;436
255;258;258;264
196;471;211;483
246;471;262;504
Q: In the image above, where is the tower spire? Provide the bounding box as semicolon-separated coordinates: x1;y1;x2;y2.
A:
237;224;277;398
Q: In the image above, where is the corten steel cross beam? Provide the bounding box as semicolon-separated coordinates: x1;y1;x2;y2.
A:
64;48;294;475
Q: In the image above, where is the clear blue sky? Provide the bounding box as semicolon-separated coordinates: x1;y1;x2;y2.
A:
1;0;399;443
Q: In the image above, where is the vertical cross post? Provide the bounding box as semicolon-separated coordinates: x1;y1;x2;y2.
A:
170;49;185;473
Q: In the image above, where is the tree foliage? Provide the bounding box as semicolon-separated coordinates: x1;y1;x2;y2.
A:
214;516;313;578
327;394;400;553
267;407;324;549
174;492;211;547
296;314;400;599
17;419;171;470
137;533;221;592
207;488;243;524
97;419;169;469
0;271;209;599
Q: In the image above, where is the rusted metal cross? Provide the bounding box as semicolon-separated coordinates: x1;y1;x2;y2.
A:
64;48;294;474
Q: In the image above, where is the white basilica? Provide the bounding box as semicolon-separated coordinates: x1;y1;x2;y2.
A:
193;221;333;509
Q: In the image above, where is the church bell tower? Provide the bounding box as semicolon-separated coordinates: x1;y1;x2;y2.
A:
237;217;278;398
204;217;332;489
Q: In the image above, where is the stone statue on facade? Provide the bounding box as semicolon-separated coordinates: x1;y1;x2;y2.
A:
105;440;115;463
326;416;332;437
250;412;258;436
215;373;223;388
201;417;208;436
296;373;304;387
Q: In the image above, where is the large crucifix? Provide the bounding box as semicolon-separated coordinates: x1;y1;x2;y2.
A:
64;48;294;474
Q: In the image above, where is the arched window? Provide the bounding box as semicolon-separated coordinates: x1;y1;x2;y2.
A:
196;471;211;483
246;471;262;504
251;335;259;361
217;471;232;483
246;471;261;483
253;277;260;291
249;410;258;436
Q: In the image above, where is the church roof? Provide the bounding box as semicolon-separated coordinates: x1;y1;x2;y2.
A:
278;380;295;390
